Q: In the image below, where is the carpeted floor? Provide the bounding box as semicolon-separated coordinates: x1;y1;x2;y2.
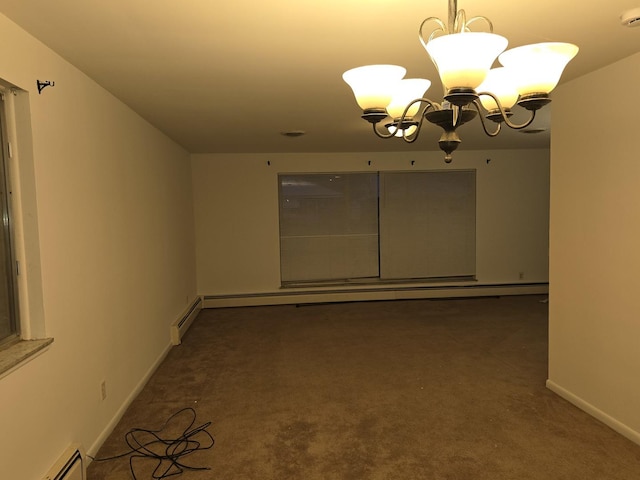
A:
88;295;640;479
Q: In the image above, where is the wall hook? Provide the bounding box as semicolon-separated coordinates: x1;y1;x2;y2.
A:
37;80;55;94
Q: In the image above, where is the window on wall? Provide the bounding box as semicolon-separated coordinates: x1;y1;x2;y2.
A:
0;84;52;377
278;170;476;286
0;94;19;345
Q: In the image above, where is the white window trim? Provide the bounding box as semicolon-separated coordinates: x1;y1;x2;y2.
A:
0;82;51;378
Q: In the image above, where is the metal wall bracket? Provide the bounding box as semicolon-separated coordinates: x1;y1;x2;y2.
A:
37;80;55;94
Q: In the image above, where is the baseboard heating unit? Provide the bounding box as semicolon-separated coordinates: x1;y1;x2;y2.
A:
43;444;86;480
171;296;203;345
203;283;549;308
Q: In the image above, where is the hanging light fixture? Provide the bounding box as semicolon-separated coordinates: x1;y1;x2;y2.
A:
342;0;578;162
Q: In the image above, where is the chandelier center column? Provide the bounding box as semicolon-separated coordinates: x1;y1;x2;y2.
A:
448;0;457;32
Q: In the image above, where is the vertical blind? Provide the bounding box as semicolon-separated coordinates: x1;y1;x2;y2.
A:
279;170;476;285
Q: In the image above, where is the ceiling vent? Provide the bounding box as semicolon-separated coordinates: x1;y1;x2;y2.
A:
621;8;640;27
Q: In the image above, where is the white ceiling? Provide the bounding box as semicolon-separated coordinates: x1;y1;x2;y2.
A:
1;0;638;156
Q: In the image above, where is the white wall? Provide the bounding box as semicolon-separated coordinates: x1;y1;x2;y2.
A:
192;149;550;297
0;14;197;479
548;52;640;444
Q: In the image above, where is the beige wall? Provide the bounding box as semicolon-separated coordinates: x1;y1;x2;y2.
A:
192;149;550;297
0;14;197;479
548;52;640;443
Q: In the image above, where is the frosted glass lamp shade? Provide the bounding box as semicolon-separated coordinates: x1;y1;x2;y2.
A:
343;65;407;110
498;42;579;96
425;32;508;91
386;78;432;119
477;67;520;112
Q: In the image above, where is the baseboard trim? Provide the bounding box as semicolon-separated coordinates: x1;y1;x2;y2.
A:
546;379;640;446
87;340;173;460
171;296;203;345
204;283;549;308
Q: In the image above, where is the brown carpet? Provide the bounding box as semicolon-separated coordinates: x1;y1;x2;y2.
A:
88;295;640;479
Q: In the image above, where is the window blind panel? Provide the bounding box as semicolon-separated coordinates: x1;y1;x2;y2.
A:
279;173;379;283
280;234;379;282
379;170;476;280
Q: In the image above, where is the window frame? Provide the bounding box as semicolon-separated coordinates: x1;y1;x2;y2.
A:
0;82;52;378
0;92;20;346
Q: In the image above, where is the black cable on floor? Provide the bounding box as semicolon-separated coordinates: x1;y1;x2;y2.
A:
89;407;215;480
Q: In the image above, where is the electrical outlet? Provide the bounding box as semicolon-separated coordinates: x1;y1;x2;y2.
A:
100;380;107;400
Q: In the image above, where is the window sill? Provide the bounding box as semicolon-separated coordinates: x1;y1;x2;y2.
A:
0;338;54;379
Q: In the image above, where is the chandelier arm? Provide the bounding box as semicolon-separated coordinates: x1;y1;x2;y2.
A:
402;132;420;143
502;109;537;130
453;9;465;33
464;16;494;33
476;92;538;130
403;98;442;143
402;98;433;120
372;98;440;142
419;17;448;48
471;100;501;137
372;122;398;139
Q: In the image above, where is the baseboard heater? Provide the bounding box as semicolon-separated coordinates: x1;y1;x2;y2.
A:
43;445;85;480
171;296;203;345
204;282;549;308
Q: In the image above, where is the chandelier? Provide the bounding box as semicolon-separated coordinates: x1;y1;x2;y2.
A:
342;0;579;162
